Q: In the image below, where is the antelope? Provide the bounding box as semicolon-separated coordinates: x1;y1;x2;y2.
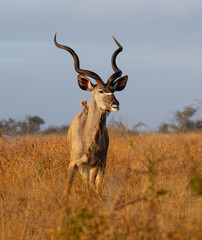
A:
54;33;128;198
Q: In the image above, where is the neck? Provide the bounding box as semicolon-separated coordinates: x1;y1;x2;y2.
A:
83;96;107;153
82;96;107;147
86;96;107;131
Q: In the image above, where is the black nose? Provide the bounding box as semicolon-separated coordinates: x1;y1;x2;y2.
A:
113;101;119;106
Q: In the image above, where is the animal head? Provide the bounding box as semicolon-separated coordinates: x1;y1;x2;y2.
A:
54;34;128;112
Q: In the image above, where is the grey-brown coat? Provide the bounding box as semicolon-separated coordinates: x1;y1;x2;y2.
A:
54;34;128;199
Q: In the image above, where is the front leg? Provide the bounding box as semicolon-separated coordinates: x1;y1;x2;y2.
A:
89;167;98;190
62;162;78;201
62;155;88;202
95;167;105;194
79;164;90;189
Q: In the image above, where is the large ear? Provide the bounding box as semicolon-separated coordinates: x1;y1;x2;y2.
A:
77;75;94;91
112;75;128;92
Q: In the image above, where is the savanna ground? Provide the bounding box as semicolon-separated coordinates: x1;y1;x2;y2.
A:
0;129;202;239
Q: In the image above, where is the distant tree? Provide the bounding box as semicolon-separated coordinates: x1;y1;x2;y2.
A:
0;116;45;135
172;106;197;132
18;120;29;135
131;122;146;134
159;105;202;133
26;116;45;133
108;117;145;135
159;123;169;133
0;118;18;136
195;120;202;130
108;117;125;132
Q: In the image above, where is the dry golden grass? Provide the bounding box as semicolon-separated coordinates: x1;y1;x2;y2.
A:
0;131;202;240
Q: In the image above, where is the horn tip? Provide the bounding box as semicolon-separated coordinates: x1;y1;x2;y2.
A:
54;33;58;45
112;36;116;41
112;36;122;49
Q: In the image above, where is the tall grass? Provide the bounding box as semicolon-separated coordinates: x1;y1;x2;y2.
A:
0;131;202;239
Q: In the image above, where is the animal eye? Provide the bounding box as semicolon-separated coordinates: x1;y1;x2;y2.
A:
98;90;104;93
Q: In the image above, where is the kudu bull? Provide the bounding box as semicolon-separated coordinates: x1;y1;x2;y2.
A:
54;33;128;198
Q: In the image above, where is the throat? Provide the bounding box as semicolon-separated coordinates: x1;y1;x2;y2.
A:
85;97;107;140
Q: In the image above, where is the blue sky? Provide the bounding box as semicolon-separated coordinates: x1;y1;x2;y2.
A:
0;0;202;130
